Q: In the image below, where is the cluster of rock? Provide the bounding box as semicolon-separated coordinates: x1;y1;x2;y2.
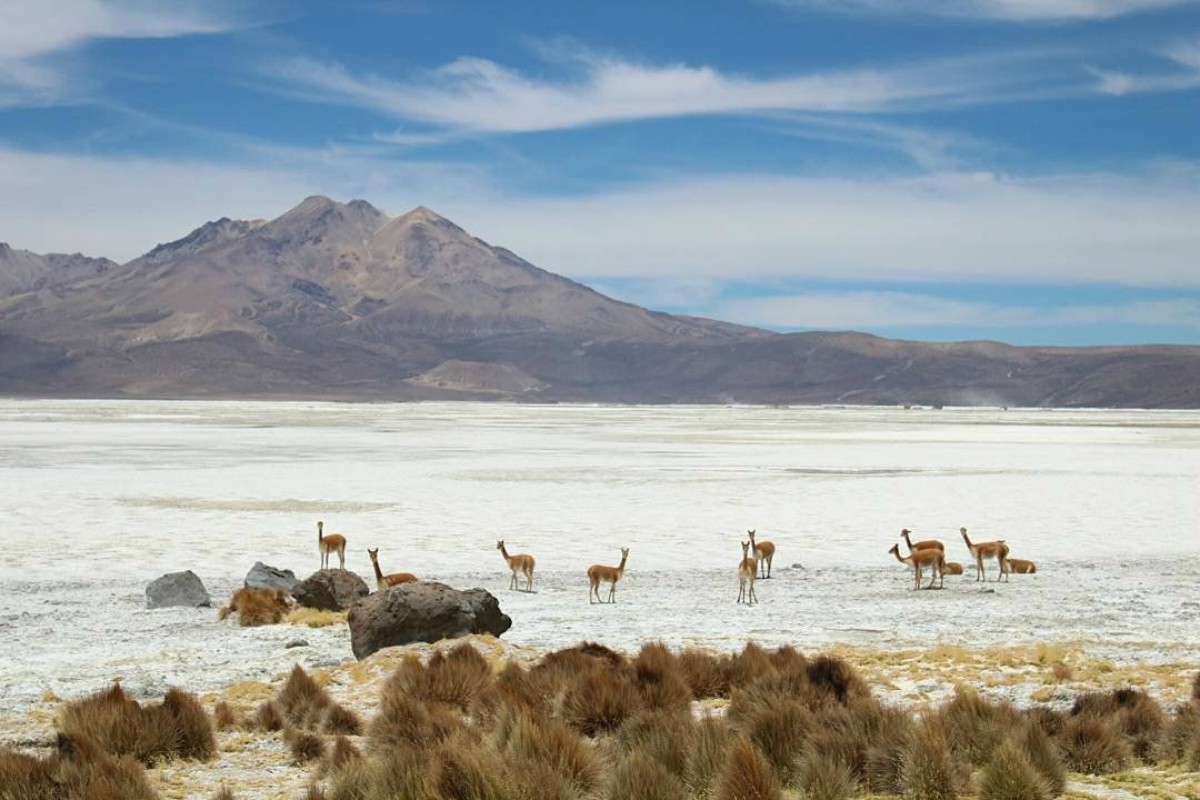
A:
144;563;510;657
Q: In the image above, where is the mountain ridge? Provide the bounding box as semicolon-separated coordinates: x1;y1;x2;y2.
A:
2;196;1198;408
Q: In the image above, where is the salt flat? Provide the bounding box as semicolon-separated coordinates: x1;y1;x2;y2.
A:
1;400;1198;713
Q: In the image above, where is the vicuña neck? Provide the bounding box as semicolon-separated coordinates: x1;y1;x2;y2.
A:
372;558;384;582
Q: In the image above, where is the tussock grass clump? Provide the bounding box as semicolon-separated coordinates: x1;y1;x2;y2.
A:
606;750;689;800
797;752;856;800
634;642;693;714
935;686;1018;766
561;671;640;736
806;654;866;704
1018;718;1066;796
254;700;284;732
1058;716;1132;774
212;787;236;800
323;703;363;736
277;665;331;727
1158;703;1200;764
977;739;1050;800
900;720;958;800
726;643;775;690
323;735;362;777
218;587;292;627
686;714;733;797
679;648;730;699
417;644;494;710
369;693;462;751
286;728;326;764
428;736;507;800
212;700;238;731
803;724;866;786
744;700;812;786
617;709;696;778
505;711;603;794
58;682;216;764
1192;671;1200;705
0;732;159;800
714;738;782;800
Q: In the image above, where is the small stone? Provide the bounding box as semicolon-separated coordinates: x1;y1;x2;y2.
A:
284;639;309;649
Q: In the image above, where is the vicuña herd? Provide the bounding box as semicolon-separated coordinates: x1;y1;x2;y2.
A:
311;519;1037;605
890;526;1037;590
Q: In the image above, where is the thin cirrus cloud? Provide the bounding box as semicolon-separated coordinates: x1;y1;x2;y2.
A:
775;0;1200;22
1092;38;1200;94
0;0;254;105
269;49;1059;136
713;292;1200;331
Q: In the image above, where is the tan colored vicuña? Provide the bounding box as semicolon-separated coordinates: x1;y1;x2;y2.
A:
747;529;775;579
496;540;535;592
942;561;965;576
587;547;629;604
888;543;945;590
960;527;1009;582
1003;557;1037;575
317;520;346;570
901;528;944;553
737;540;758;605
367;548;417;591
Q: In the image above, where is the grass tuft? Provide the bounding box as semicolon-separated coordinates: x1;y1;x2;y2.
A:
58;682;216;764
1058;716;1132;774
286;727;326;764
977;739;1050;800
0;732;159;800
561;671;640;736
323;703;363;736
900;720;958;800
213;700;238;731
714;738;782;800
607;750;689;800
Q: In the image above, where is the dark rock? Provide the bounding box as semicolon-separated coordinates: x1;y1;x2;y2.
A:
145;570;210;609
244;561;302;593
294;569;369;611
348;582;511;660
284;638;309;649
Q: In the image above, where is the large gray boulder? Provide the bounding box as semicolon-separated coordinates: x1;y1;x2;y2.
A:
145;570;210;609
294;569;369;611
348;581;511;660
244;561;302;593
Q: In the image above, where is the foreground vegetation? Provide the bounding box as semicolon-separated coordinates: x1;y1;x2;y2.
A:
2;640;1199;800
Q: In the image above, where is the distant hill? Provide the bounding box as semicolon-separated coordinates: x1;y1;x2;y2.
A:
2;196;1198;407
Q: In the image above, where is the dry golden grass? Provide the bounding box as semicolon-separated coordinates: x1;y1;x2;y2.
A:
0;732;159;800
57;683;216;765
285;608;348;628
714;738;782;800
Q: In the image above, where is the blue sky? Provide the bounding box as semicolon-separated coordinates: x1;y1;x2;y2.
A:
2;0;1200;345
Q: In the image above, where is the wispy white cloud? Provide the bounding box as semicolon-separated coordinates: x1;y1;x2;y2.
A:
774;0;1199;22
1092;38;1200;94
714;291;1200;330
268;48;1069;135
454;168;1200;289
3;147;1199;292
0;0;253;106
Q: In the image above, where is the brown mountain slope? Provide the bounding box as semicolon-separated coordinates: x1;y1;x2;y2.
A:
1;196;1199;407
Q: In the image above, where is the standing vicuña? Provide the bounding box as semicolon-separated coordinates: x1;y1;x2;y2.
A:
747;529;775;579
496;540;535;592
317;520;346;570
367;548;417;591
901;528;944;553
888;543;945;590
960;527;1009;582
737;541;758;605
587;547;629;604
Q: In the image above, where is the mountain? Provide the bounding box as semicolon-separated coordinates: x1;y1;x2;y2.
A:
2;196;1199;407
